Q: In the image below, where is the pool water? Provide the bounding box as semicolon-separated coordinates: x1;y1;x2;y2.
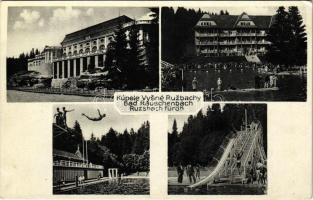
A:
183;68;306;101
62;178;149;195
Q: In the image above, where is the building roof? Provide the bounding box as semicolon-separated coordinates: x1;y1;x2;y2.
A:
195;13;274;29
53;149;85;161
61;15;133;46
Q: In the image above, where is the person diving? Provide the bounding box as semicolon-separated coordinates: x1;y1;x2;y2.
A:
82;109;106;121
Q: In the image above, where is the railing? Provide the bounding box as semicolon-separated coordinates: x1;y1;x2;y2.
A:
242;127;261;177
53;50;107;61
196;41;218;45
195;33;218;37
53;160;104;169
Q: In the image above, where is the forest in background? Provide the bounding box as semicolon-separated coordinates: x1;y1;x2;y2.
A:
168;104;267;167
161;6;307;67
161;7;230;64
53;120;150;175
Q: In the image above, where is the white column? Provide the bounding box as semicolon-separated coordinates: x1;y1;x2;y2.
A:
73;59;77;77
67;60;71;77
87;57;90;71
62;61;65;79
56;62;60;79
104;37;107;49
103;54;106;68
80;57;83;74
95;55;98;68
96;38;99;51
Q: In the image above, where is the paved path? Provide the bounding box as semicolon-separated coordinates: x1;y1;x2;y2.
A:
7;90;112;102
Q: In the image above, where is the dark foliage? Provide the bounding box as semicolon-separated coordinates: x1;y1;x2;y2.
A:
168;104;267;167
53;120;150;174
161;7;230;64
105;8;159;90
266;6;306;66
6;48;40;82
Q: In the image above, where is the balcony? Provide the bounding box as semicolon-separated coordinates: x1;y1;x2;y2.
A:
220;33;237;37
219;41;237;45
53;160;104;169
195;33;218;37
196;41;218;45
237;33;257;37
200;49;218;54
52;49;107;62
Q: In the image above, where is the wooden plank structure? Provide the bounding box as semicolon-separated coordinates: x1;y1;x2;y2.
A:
53;124;104;185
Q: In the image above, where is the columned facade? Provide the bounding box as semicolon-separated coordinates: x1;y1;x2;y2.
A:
52;53;107;80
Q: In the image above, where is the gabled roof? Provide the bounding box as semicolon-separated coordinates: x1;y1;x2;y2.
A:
195;13;274;29
53;149;85;161
61;15;133;45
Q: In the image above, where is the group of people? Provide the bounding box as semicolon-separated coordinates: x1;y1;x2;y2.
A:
255;74;278;89
176;164;201;184
178;62;283;73
54;107;75;127
246;160;267;185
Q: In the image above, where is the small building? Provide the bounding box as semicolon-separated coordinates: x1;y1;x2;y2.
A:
27;46;62;77
53;147;104;185
194;12;275;57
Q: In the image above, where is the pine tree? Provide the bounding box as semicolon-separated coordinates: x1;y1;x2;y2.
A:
266;6;293;66
128;25;141;89
288;6;307;65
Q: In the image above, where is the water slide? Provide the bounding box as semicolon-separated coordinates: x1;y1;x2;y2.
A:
188;138;236;189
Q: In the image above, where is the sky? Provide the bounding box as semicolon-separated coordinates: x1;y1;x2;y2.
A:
7;7;150;57
180;6;307;19
168;103;225;133
53;104;149;140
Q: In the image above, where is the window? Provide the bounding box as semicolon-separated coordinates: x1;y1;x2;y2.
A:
100;38;104;43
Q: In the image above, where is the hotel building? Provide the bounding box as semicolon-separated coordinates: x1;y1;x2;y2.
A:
194;12;275;57
51;13;156;87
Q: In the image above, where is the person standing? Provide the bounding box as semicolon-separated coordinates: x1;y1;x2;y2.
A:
62;107;74;127
192;77;198;91
54;107;63;126
195;164;200;180
177;164;184;183
217;77;222;91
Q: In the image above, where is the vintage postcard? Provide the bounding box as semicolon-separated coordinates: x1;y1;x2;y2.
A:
0;1;312;200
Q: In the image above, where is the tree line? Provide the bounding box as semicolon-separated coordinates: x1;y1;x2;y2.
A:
7;48;41;80
53;120;150;175
266;6;307;66
161;7;230;64
168;104;267;167
105;8;159;90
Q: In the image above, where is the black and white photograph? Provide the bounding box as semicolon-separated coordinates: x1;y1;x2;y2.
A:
168;104;267;195
161;6;307;101
52;105;150;194
7;7;159;102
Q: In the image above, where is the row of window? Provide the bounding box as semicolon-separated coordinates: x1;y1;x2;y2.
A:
64;45;106;57
63;37;113;52
199;21;215;26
